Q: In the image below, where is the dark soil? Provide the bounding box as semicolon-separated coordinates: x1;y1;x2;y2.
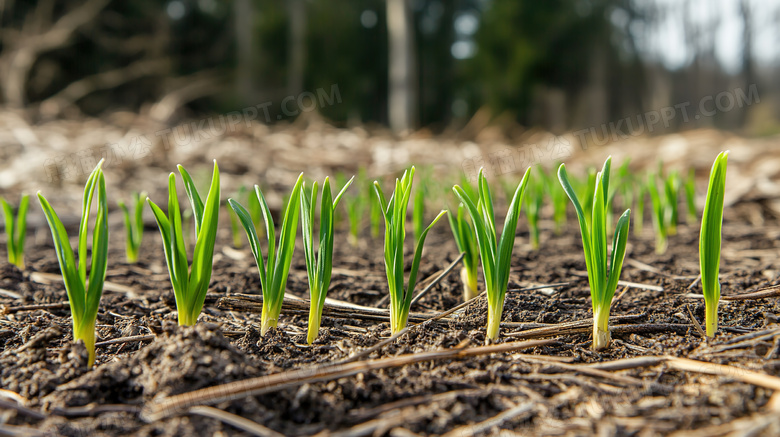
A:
1;196;779;436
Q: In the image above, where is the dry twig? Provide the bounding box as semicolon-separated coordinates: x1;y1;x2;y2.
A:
142;338;556;421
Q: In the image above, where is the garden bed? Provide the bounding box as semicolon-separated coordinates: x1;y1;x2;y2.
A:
1;196;779;436
1;117;780;435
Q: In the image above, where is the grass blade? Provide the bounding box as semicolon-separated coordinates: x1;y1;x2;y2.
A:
186;161;221;322
559;157;630;350
38;161;107;366
700;151;729;337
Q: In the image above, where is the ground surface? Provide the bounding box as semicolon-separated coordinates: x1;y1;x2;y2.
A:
1;116;780;436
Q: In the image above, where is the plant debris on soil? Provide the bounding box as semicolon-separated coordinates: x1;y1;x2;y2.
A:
1;119;780;436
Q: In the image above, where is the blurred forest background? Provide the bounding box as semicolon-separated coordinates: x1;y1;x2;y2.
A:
0;0;778;136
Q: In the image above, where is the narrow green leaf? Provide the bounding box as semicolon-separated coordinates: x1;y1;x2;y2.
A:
254;185;276;277
38;192;85;323
14;194;29;266
559;157;629;350
38;161;107;366
147;197;180;302
1;198;16;258
167;173;189;300
78;162;102;284
558;164;595;295
85;172;108;322
177;165;205;236
406;210;448;308
453;184;494;293
495;167;530;300
603;209;631;307
300;181;317;284
228;199;267;291
700;151;729;337
186;161;220;321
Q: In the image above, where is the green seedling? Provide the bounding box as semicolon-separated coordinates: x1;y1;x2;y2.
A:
413;168;433;242
118;192;146;263
665;170;680;235
300;176;353;344
448;203;479;301
338;172;363;247
544;166;568;235
635;184;646;234
581;167;597;223
229;174;304;335
374;167;447;334
369;187;381;239
647;173;667;254
617;159;634;211
344;192;363;247
247;186;263;228
147;161;221;326
1;194;29;269
524;169;544;250
453;167;531;341
413;188;425;243
459;173;479;200
38;161;108;366
700;151;729;338
558;157;630;351
228;186;248;249
685;168;697;223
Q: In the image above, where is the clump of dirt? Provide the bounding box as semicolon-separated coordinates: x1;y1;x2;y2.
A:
0;263;24;291
41;323;264;410
0;326;89;400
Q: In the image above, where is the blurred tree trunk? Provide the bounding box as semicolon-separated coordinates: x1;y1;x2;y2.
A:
235;0;256;105
739;0;754;127
386;0;416;134
287;0;306;97
0;0;108;108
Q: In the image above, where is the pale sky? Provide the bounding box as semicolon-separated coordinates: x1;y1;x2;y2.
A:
638;0;779;73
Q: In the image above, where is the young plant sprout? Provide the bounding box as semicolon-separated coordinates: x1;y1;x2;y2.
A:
617;159;634;210
300;176;354;344
228;186;247;249
374;167;447;334
413;188;425;243
453;167;531;341
412;168;433;242
647;173;668;254
685;168;697;223
544;166;568;235
447;203;479;301
614;160;634;233
369;186;382;239
118;191;146;263
361;168;379;239
665;170;680;235
581;167;597;223
344;193;363;247
38;161;108;366
147;161;221;326
339;173;364;247
634;184;646;234
700;151;729;338
523;170;544;250
459;173;479;200
558;157;630;351
1;194;29;269
247;185;263;227
181;207;194;248
229;174;304;335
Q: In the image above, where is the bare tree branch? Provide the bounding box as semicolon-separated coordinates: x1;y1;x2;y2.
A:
0;0;110;107
148;70;229;122
40;59;172;116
